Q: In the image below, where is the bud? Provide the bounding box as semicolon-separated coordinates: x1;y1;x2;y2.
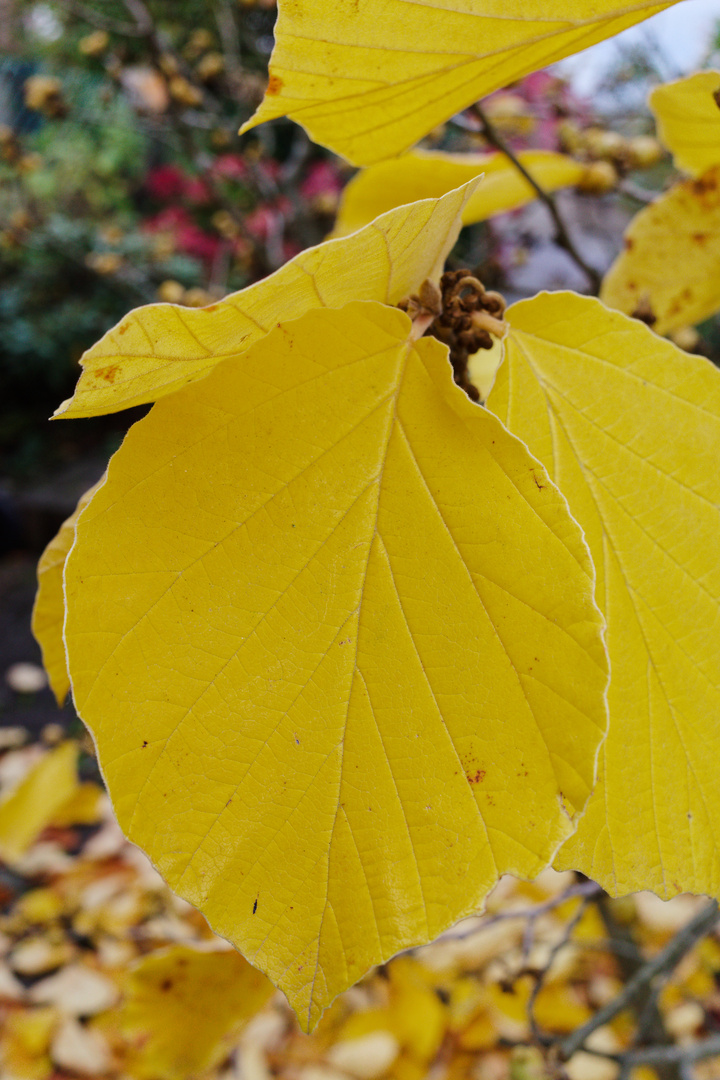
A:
168;76;203;107
627;135;663;169
196;52;225;81
157;280;187;304
24;75;68;118
183;287;215;307
577;160;618;195
583;126;626;162
86;252;123;275
78;30;110;57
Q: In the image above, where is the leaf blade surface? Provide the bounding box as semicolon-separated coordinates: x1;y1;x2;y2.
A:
330;150;584;238
650;70;720;178
486;292;720;898
240;0;679;165
64;301;608;1028
56;181;480;420
600;165;720;334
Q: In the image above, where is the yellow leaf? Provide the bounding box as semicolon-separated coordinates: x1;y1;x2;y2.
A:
114;945;273;1080
330;150;585;239
650;70;720;178
32;479;103;705
2;1006;58;1080
240;0;680;166
0;743;79;863
50;783;104;827
600;164;720;333
63;302;608;1030
486;292;720;898
56;181;481;420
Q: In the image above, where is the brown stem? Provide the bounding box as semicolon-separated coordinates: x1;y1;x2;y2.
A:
468;102;602;295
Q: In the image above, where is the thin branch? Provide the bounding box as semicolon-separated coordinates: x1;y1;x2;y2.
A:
468;102;602;295
60;0;151;36
560;899;719;1061
527;895;591;1045
617;179;656;205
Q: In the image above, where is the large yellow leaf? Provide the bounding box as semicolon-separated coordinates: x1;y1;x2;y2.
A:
56;180;480;420
64;301;607;1030
0;743;79;862
240;0;679;166
650;70;720;178
32;479;103;705
114;946;273;1080
486;292;720;899
600;165;720;333
330;150;584;239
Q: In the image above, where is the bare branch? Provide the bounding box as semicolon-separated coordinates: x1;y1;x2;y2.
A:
468;102;602;295
59;0;150;36
560;899;719;1061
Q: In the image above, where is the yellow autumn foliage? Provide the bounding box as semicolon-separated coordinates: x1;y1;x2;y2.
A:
330;150;584;238
56;181;481;419
650;70;720;178
486;292;720;899
63;301;607;1029
0;743;79;863
111;946;273;1079
32;479;103;705
601;164;720;334
241;0;680;165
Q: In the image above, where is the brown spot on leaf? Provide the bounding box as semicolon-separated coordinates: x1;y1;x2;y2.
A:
160;979;173;991
96;365;119;383
467;769;486;785
532;471;545;491
267;74;283;96
118;324;129;335
624;237;634;250
142;740;148;748
692;232;709;245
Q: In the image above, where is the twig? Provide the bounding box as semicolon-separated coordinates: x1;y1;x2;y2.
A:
468;102;602;295
527;895;592;1045
560;899;719;1061
60;0;151;36
617;179;656;205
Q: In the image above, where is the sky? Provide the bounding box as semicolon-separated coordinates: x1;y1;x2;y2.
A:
558;0;720;95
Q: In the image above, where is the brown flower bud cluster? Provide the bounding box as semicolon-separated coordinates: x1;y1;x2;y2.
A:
428;270;506;402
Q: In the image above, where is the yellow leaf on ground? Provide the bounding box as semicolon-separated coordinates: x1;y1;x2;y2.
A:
2;1006;58;1080
32;479;103;705
486;292;720;899
240;0;679;166
600;164;720;333
55;181;481;420
330;151;584;238
650;70;720;177
64;302;607;1030
0;743;79;863
50;783;104;827
113;945;273;1080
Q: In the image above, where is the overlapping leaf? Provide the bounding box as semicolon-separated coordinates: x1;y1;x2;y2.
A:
486;292;720;899
330;150;584;238
64;300;608;1029
32;479;103;705
650;70;720;178
56;181;480;419
240;0;680;165
600;165;720;333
